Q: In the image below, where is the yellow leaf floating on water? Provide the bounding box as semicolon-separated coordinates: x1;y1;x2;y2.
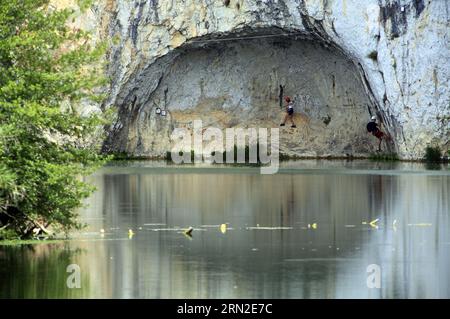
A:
307;223;317;229
369;219;379;229
220;224;227;234
128;229;134;239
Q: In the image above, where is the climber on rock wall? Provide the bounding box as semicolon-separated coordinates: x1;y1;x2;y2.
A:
367;115;387;152
280;96;297;128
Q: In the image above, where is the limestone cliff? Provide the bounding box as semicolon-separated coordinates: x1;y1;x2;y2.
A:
62;0;450;159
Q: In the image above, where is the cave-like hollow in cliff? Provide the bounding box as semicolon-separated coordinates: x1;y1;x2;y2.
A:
105;29;386;158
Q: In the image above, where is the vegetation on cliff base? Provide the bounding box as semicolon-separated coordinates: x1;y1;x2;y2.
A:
369;152;399;161
0;0;108;240
424;146;442;162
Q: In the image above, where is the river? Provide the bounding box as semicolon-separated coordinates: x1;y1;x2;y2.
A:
1;160;449;298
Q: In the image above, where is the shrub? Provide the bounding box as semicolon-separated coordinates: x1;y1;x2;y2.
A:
369;153;399;161
424;146;442;162
368;51;378;61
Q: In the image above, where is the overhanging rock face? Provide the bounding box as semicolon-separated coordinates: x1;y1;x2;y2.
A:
105;35;379;157
86;0;449;159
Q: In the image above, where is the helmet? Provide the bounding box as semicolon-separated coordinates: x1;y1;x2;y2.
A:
285;96;291;102
371;116;377;121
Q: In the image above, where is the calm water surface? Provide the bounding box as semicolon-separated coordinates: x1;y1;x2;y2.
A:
1;160;449;298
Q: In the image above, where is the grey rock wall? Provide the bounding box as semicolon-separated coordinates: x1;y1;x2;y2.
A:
69;0;450;159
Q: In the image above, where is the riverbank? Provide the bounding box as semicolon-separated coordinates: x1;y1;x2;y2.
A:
111;152;449;164
0;239;65;246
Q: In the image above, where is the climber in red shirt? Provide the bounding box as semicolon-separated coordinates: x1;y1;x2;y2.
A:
367;115;386;151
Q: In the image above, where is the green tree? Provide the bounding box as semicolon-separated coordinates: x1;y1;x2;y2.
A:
0;0;108;239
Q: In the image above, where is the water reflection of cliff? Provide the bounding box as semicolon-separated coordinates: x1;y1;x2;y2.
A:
74;166;449;298
1;163;449;298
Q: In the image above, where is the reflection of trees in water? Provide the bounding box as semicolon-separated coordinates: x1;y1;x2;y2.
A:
0;244;87;298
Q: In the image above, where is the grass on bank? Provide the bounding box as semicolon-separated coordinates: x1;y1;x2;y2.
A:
369;152;400;161
114;147;450;164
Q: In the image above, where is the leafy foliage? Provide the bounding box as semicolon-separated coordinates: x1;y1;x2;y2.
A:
424;146;442;162
0;0;108;239
369;152;399;161
367;51;378;61
76;0;94;12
